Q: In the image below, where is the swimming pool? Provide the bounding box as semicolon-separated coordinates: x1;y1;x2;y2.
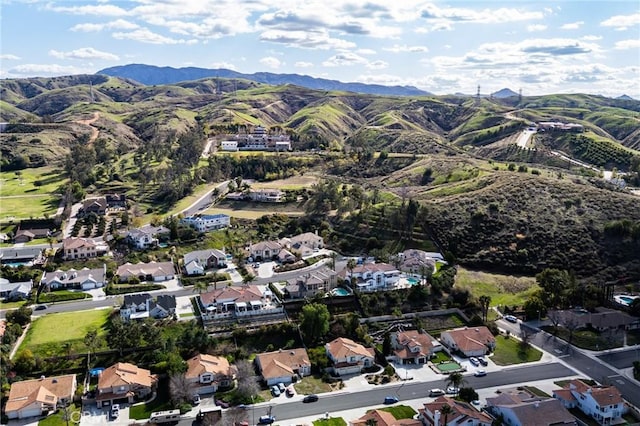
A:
614;295;638;306
407;277;420;285
332;288;350;296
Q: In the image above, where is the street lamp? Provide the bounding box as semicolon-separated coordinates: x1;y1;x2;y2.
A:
251;395;255;426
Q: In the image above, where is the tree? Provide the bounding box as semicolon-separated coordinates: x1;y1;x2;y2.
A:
523;294;546;322
458;386;479;403
6;306;33;327
479;295;491;322
14;349;36;373
192;280;210;294
440;404;453;425
169;374;193;405
235;360;259;402
445;372;465;395
299;303;330;344
382;333;392;357
84;329;100;368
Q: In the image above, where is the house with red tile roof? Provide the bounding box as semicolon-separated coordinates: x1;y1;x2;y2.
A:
326;337;375;376
96;363;157;408
351;409;422;426
390;330;438;365
439;326;496;357
254;348;311;386
553;379;625;425
418;396;492;426
186;354;237;395
486;390;576;426
5;374;77;420
198;284;283;321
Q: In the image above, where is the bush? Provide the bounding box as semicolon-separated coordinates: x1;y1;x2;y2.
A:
383;364;395;376
178;403;192;414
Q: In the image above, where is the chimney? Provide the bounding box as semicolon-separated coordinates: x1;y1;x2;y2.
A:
434;409;441;425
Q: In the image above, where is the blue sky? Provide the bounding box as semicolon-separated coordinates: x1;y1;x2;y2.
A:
1;0;639;97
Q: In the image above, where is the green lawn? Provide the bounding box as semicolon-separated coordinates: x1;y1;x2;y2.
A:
0;300;28;310
313;418;347;426
0;195;61;220
455;267;539;308
38;290;90;303
294;375;333;395
491;335;542;365
19;308;110;357
431;351;452;363
0;167;67;197
379;405;417;419
541;326;623;351
38;404;81;426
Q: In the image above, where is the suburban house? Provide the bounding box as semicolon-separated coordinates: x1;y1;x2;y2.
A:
14;230;36;243
79;197;107;216
199;285;283;321
284;266;337;299
440;326;496;357
183;249;227;276
63;237;108;260
0;247;45;267
116;261;176;283
224;125;292;151
41;266;107;290
105;193;127;209
389;330;438;365
220;140;238;151
397;249;444;275
126;225;169;250
553;379;625;425
537;121;584;132
549;308;640;332
247;241;283;260
5;374;77;420
120;294;177;321
418;396;493;426
255;348;311;386
487;388;576;426
247;189;285;203
181;214;230;233
186;354;237;395
281;232;324;251
13;219;54;243
351;410;422;426
325;337;375;376
96;363;157;408
341;262;401;292
0;278;33;301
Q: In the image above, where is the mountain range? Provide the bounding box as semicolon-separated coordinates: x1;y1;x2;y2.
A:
97;64;431;97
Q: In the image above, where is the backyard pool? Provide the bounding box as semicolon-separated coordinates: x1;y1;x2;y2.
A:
614;295;638;306
332;288;350;296
407;277;420;285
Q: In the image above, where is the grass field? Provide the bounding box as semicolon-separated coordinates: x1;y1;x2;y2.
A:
0;167;67;197
251;175;319;189
205;199;306;219
491;335;542;365
38;403;81;426
455;267;539;308
294;375;333;395
0;195;61;220
19;308;110;357
313;418;347;426
379;405;417;419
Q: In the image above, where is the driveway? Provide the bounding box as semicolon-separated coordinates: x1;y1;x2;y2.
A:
257;262;276;278
175;295;195;319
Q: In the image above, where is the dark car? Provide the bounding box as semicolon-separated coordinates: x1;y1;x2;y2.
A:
303;394;319;403
258;415;275;425
34;304;47;311
384;396;399;404
478;357;488;366
215;399;230;408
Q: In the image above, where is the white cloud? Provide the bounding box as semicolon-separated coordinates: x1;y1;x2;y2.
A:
357;49;377;55
366;60;388;70
420;4;544;26
582;35;602;41
49;47;119;61
260;29;355;50
294;61;313;68
383;44;429;53
561;21;584;30
615;39;640;50
46;3;128;16
322;52;368;67
601;13;640;30
112;28;194;45
8;64;85;76
0;54;21;60
210;61;237;70
527;24;547;32
70;19;139;32
259;56;282;69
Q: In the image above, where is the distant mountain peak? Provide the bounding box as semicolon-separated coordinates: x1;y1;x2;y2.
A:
97;64;431;97
617;94;634;100
491;88;519;98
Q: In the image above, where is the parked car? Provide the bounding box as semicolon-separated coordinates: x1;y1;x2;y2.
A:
192;394;200;405
446;387;459;395
303;394;319;403
478;357;488;366
258;415;276;425
110;404;120;419
286;386;294;397
429;389;445;397
277;382;286;393
504;314;518;323
384;396;399;404
474;369;487;377
215;399;230;408
469;357;480;366
34;304;47;311
271;385;281;397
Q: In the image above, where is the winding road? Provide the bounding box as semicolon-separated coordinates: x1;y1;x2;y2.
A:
75;112;100;143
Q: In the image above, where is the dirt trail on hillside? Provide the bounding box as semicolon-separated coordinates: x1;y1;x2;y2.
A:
75;112;100;143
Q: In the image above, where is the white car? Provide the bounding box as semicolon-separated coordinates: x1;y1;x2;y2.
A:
504;314;518;323
474;369;487;377
446;387;459;394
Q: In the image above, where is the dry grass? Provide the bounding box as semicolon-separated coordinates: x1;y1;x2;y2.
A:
251;175;319;189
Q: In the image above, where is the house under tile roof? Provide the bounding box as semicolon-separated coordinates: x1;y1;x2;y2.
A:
256;348;310;380
200;285;263;306
186;354;235;379
5;374;76;415
442;326;495;353
98;363;156;389
421;396;493;425
326;337;375;359
352;409;422;426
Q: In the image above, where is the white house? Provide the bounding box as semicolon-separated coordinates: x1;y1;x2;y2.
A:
186;354;237;395
41;266;107;290
0;278;33;301
126;225;169;250
63;237;108;260
5;375;77;420
116;261;176;283
554;379;625;425
440;326;496;357
183;249;227;276
280;232;324;252
390;330;438;365
341;262;401;292
181;214;230;232
255;348;311;386
247;189;285;203
220;140;238;151
198;285;283;321
247;241;283;260
120;294;176;321
325;337;375;376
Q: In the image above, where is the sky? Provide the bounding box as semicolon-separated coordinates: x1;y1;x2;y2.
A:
1;0;639;98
